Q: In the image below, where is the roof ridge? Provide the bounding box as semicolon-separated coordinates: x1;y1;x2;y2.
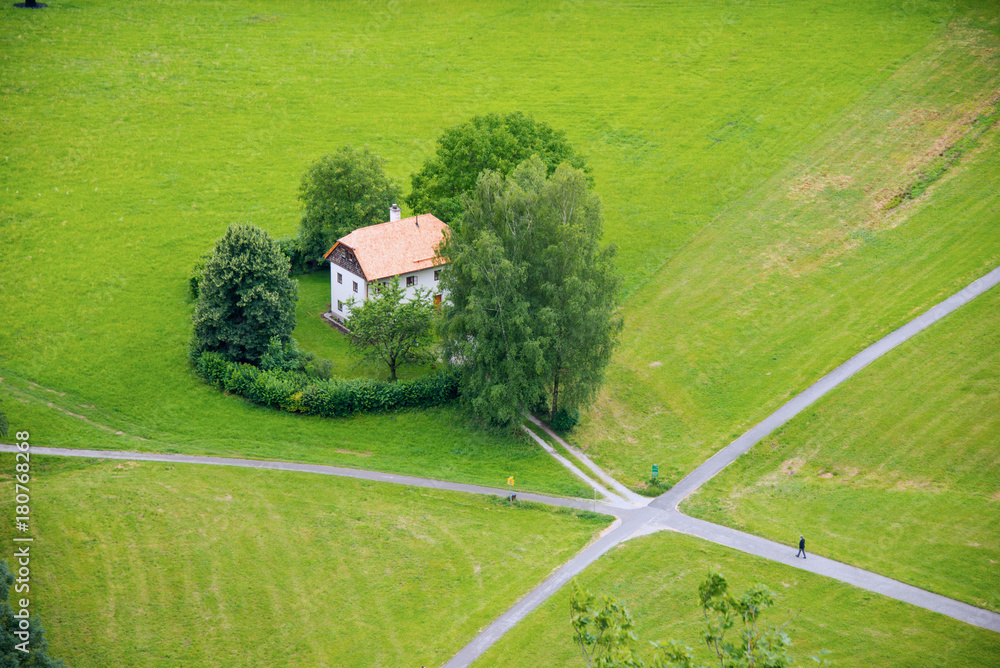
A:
344;213;436;235
326;214;450;281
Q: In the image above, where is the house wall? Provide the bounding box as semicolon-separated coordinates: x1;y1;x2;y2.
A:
399;265;446;302
329;262;367;320
329;263;449;321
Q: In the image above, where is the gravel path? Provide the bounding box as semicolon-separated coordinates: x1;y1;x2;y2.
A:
0;445;623;516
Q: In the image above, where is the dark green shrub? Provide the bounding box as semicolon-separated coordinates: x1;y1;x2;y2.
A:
192;223;298;365
260;336;305;373
300;381;352;417
550;407;580;432
303;355;335;381
276;235;311;275
223;363;261;396
351;379;390;413
246;371;306;409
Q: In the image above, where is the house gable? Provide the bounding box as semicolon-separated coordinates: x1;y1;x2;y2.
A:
328;243;366;280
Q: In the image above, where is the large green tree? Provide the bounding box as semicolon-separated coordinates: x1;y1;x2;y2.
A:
406;111;588;224
440;156;621;427
298;145;402;268
192;223;298;365
345;279;436;382
533;162;622;419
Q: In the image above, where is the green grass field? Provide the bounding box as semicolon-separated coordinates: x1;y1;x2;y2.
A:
3;0;1000;664
682;285;1000;612
472;531;1000;668
0;454;611;666
570;11;1000;489
3;0;993;490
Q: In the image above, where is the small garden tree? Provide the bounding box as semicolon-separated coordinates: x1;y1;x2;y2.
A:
570;580;643;668
192;223;298;365
298;145;402;269
406;111;588;224
570;574;816;668
345;279;436;382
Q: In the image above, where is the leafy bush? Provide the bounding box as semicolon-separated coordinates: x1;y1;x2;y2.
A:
194;351;458;418
259;336;335;380
550;407;580;432
223;362;261;397
195;350;233;385
260;336;304;373
303;355;335;381
276;236;311;275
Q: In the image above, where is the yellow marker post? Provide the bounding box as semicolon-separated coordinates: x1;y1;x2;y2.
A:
507;476;515;502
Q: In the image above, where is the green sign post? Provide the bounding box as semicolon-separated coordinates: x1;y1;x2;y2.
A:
652;464;659;479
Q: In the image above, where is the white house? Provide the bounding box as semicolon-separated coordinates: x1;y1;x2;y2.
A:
324;206;450;321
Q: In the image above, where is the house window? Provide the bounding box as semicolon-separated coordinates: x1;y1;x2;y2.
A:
337;272;342;284
353;281;358;293
434;270;441;281
406;276;417;287
337;300;343;312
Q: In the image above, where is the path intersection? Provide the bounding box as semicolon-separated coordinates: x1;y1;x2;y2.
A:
4;265;998;665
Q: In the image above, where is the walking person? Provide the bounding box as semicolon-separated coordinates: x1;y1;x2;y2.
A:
796;534;806;559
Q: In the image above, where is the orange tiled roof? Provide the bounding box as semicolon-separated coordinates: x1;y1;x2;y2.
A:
323;214;449;281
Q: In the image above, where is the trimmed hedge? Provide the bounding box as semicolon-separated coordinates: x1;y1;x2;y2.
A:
195;351;458;418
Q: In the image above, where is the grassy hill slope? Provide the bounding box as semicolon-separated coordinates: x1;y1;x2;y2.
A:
572;12;1000;489
683;284;1000;612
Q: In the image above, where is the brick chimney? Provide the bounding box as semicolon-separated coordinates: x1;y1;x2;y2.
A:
389;204;401;222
